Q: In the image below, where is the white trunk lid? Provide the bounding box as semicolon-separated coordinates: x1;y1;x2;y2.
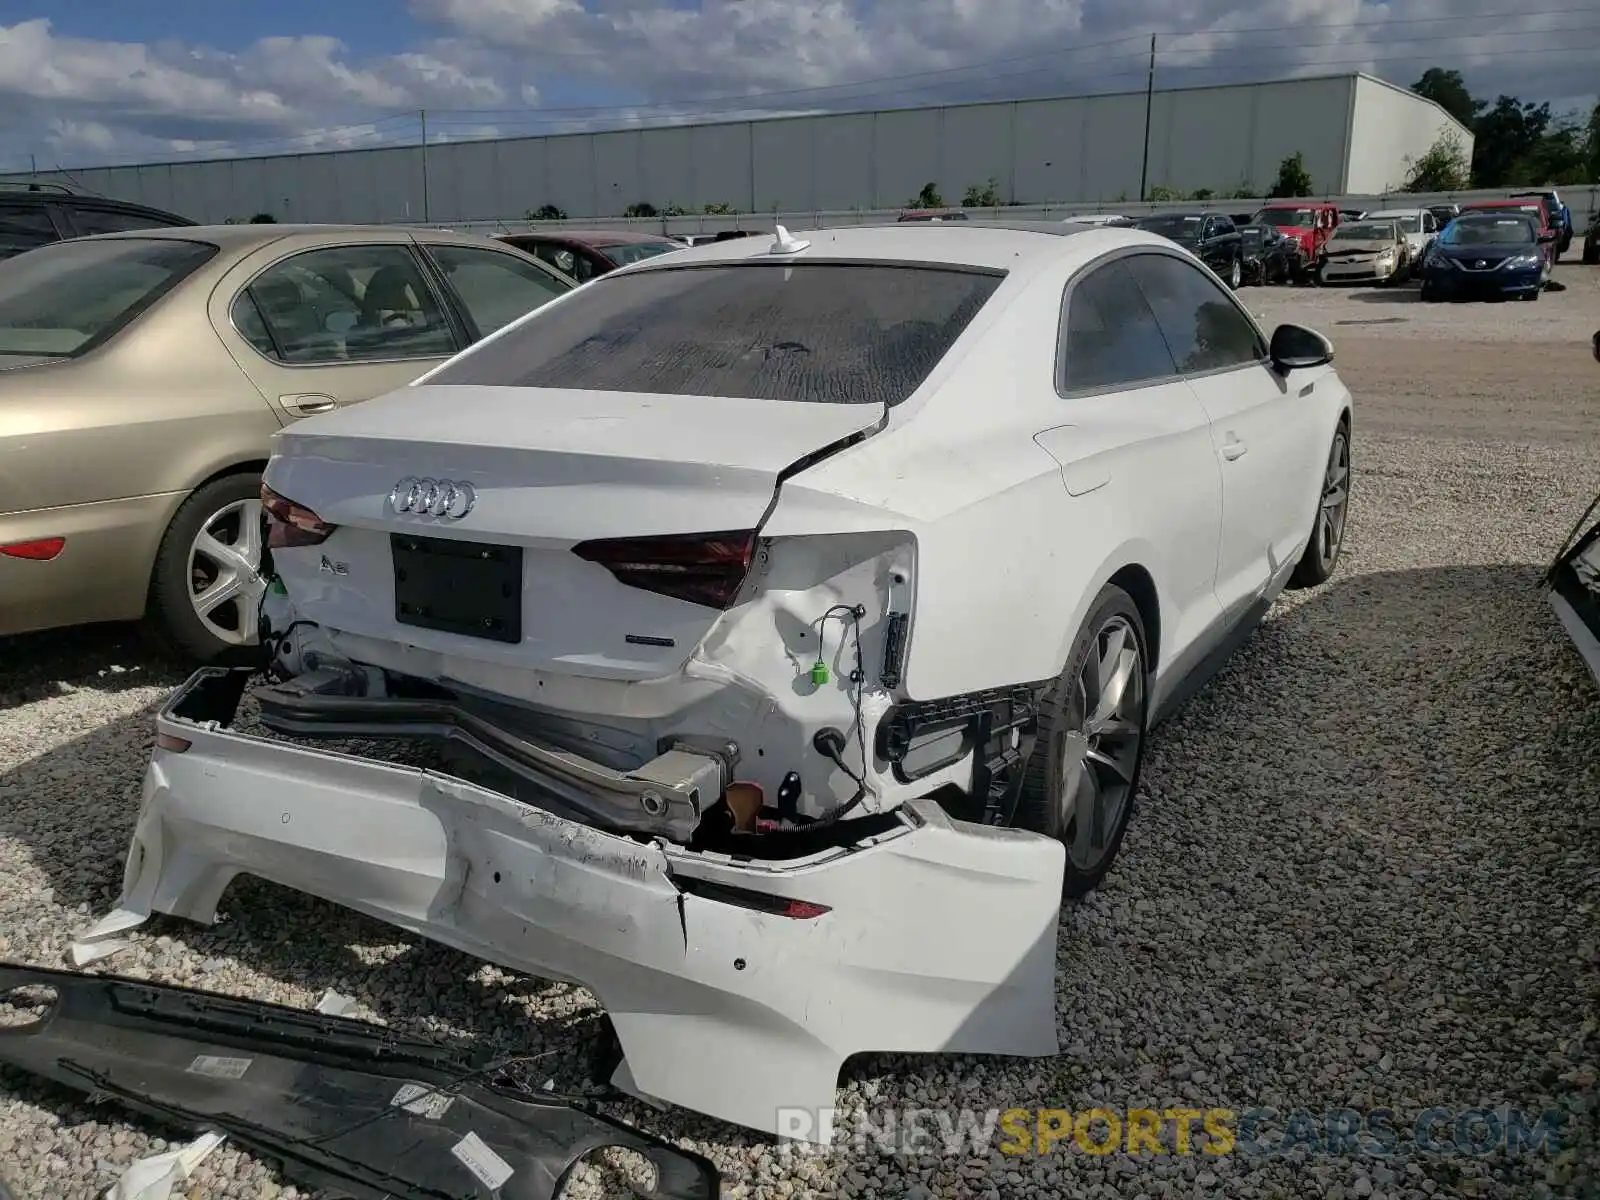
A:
265;383;880;678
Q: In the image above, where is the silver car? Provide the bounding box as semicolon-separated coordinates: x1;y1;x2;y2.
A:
0;224;575;660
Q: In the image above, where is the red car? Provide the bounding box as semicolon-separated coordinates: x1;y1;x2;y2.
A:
1250;202;1342;269
496;229;683;282
1456;199;1559;269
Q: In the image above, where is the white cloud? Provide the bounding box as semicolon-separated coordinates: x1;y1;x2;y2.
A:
0;2;1592;171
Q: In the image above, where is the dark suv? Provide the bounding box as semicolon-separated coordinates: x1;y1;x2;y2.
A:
0;182;194;260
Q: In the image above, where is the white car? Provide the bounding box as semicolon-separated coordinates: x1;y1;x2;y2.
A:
1362;206;1441;273
99;221;1354;1142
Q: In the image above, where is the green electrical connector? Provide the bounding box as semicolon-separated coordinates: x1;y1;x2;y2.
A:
268;576;287;595
810;660;830;685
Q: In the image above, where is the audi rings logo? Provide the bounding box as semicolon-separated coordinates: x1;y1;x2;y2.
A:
389;476;477;520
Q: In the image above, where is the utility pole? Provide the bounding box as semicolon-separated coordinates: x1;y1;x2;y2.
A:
419;109;431;223
1138;34;1156;203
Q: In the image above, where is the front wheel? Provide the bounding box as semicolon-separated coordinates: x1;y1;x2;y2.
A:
1227;257;1242;290
148;472;269;664
1288;423;1350;589
1015;585;1149;899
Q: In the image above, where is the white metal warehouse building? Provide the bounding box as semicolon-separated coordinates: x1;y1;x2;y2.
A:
4;72;1471;224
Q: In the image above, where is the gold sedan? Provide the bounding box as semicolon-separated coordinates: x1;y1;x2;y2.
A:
0;223;575;661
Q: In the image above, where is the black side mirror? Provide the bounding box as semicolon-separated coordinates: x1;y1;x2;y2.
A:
1269;323;1334;374
1591;330;1599;365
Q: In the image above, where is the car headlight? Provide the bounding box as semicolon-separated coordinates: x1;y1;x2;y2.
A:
1500;253;1540;269
1376;248;1395;262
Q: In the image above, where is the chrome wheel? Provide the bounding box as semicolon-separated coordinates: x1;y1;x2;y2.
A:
1229;258;1241;289
1315;429;1350;570
1059;614;1144;873
187;498;266;647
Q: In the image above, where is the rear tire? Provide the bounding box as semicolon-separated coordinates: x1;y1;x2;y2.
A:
1227;258;1241;290
1288;422;1350;590
1015;584;1149;899
148;472;268;666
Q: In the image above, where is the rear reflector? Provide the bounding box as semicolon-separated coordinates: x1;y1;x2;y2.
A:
262;483;336;549
154;732;192;753
1;537;65;561
674;876;831;919
572;530;758;609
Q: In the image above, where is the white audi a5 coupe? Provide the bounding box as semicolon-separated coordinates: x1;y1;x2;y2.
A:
101;220;1353;1141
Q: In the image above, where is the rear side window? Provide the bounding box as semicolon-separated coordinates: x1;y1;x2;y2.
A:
0;203;58;260
426;262;1003;406
0;236;216;358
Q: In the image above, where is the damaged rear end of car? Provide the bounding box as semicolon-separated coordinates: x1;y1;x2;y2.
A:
1547;487;1600;688
108;249;1068;1141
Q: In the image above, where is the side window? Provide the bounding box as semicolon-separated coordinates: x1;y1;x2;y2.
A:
1058;259;1178;393
425;244;571;336
67;207;182;236
230;289;277;358
0;204;59;259
236;244;456;365
1125;253;1265;375
1422;213;1437;234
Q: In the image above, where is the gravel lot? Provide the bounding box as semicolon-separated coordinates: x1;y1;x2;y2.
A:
2;262;1598;1199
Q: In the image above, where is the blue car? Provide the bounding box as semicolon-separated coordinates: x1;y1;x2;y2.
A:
1418;213;1547;302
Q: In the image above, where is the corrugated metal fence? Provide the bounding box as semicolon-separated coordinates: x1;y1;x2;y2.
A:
421;188;1599;238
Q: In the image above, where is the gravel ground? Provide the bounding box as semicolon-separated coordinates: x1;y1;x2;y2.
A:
2;275;1599;1199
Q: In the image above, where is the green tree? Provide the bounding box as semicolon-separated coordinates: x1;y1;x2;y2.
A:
1402;132;1470;192
662;204;690;216
1471;95;1552;185
1146;184;1182;202
1191;187;1214;201
1511;113;1589;184
624;202;658;218
911;182;943;208
961;177;1002;207
1587;100;1600;182
1267;152;1313;198
702;202;734;215
248;212;277;223
1409;68;1485;129
1227;180;1257;199
527;204;567;220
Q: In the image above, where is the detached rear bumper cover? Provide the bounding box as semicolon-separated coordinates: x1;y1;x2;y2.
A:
112;668;1064;1142
1548;508;1600;687
0;962;718;1200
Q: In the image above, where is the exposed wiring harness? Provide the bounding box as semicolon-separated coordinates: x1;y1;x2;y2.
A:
808;603;873;824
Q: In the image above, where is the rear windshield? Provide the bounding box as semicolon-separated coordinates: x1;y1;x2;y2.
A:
1255;208;1317;227
426;262;1003;406
1134;215;1201;239
0;237;217;357
600;241;681;266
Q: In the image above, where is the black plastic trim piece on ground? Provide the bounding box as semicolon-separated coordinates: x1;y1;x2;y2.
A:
0;962;719;1200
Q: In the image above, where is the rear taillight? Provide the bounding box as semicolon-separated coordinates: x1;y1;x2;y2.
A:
572;530;758;609
261;483;336;549
0;537;65;561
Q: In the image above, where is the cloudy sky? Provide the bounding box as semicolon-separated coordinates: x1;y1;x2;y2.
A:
0;0;1594;169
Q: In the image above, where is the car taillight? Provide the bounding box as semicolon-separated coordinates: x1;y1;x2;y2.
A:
572;530;758;609
261;483;336;549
